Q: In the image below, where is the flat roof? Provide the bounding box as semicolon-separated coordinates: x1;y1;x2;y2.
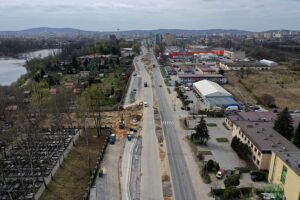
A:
179;74;223;78
274;151;300;176
206;97;239;107
234;120;299;152
228;111;277;122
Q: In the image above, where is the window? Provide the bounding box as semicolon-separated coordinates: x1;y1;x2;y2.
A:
253;155;256;161
280;166;287;184
254;148;257;152
256;160;260;165
251;144;253;148
258;152;261;157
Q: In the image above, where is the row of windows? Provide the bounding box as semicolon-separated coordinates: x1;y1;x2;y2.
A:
237;129;262;159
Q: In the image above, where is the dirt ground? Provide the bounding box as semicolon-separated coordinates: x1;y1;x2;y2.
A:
40;129;108;200
224;70;300;110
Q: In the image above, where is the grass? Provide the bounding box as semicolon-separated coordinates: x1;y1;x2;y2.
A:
224;70;300;110
198;150;213;155
216;138;229;143
40;129;107;200
207;123;217;127
160;66;167;78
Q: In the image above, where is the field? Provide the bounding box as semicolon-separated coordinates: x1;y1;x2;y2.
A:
40;129;107;200
224;70;300;110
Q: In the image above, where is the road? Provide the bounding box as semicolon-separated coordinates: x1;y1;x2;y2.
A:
136;51;164;200
149;49;197;200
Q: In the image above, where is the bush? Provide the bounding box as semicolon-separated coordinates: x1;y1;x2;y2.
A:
205;159;220;173
197;152;204;161
231;137;251;161
231;136;240;150
224;175;240;188
201;167;211;184
223;186;240;200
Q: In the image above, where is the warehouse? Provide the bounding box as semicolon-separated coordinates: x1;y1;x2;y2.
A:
193;80;240;109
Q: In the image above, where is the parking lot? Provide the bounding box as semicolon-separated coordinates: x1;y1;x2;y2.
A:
186;117;269;188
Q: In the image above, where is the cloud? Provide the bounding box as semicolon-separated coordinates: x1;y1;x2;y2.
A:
0;0;299;31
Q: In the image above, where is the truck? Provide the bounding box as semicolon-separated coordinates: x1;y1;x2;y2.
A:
144;82;148;87
109;134;116;144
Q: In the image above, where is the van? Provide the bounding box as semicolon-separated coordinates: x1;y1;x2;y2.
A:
225;106;239;111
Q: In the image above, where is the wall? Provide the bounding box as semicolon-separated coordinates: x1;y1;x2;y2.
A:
231;123;271;170
268;152;300;200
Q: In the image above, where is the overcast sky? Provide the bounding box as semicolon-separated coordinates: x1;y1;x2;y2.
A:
0;0;299;31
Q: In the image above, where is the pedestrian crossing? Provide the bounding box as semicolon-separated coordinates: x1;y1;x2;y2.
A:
162;121;175;125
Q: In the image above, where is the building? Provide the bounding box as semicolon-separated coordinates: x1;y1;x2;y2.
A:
220;61;271;71
268;151;300;200
224;50;246;61
195;65;216;75
179;66;194;74
225;111;300;171
179;74;225;84
165;66;177;75
260;59;278;67
193;80;239;109
163;33;176;46
121;48;135;57
155;34;162;45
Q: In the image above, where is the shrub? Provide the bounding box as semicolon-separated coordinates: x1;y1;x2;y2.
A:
197;152;204;161
223;186;240;200
205;160;220;173
201;167;211;184
224;175;240;188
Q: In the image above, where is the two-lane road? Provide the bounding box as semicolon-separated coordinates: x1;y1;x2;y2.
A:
150;52;197;200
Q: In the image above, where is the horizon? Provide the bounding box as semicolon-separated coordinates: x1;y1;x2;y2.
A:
1;26;300;33
0;0;299;32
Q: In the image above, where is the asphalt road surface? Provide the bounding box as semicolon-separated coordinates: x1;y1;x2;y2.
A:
150;50;197;200
137;51;164;200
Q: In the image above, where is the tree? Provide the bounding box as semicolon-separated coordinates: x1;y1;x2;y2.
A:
274;107;294;140
231;136;240;150
219;69;225;76
260;94;276;108
293;122;300;149
191;116;210;144
224;175;240;188
223;186;240;200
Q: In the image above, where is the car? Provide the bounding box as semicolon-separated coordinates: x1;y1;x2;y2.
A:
250;171;266;182
216;169;224;179
224;170;234;178
143;102;149;107
159;85;162;87
234;170;241;177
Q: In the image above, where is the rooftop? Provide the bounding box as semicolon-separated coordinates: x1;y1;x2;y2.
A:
228;111;277;122
234;120;299;152
193;80;231;97
275;151;300;176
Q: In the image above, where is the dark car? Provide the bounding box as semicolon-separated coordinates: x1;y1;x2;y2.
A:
250;171;266;182
224;170;234;178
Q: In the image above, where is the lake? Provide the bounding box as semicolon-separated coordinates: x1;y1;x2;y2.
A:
0;49;61;86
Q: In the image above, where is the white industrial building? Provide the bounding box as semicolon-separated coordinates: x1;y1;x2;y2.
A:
193;80;240;109
259;59;278;67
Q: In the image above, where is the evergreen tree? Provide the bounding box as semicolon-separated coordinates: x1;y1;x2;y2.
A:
191;116;210;144
274;107;294;140
293;122;300;149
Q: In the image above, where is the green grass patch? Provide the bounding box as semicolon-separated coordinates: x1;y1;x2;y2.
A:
198;150;213;155
207;123;217;127
160;66;167;78
216;138;229;143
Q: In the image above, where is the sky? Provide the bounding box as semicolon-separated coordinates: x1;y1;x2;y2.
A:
0;0;299;32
